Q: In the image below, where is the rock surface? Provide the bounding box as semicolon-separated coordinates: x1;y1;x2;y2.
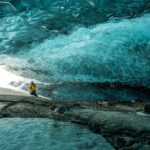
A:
0;94;150;150
144;103;150;114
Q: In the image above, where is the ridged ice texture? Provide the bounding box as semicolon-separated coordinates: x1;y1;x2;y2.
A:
0;0;150;87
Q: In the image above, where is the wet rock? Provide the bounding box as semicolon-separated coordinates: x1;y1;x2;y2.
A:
122;130;137;138
132;143;150;150
119;147;133;150
144;103;150;113
50;104;57;110
146;136;150;145
1;112;12;117
54;105;66;114
112;136;138;149
73;103;81;107
116;136;136;147
89;123;101;133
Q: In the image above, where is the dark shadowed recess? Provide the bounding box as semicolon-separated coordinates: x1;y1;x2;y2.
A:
22;81;150;101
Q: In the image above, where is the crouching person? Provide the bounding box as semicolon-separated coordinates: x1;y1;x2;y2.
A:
28;81;38;97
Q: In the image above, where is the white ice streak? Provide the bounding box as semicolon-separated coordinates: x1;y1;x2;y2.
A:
0;1;17;12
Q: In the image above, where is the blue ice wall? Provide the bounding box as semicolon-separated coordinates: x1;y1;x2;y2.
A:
0;0;150;100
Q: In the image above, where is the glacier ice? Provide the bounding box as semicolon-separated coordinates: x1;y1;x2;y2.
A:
3;14;149;86
0;0;150;100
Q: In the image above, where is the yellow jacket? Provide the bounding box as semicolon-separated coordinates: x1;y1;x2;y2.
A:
29;83;36;93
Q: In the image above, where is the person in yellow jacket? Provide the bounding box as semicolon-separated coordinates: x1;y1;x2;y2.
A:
28;81;38;97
